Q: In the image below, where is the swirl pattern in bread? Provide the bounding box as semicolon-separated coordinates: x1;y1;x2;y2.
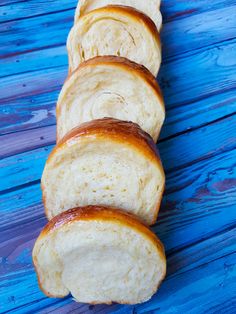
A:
75;0;162;31
57;56;165;142
67;6;161;75
42;118;165;224
33;206;166;304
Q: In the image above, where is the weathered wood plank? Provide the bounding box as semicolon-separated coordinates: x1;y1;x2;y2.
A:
135;252;236;314
0;145;51;192
40;302;127;314
0;0;25;7
162;88;236;139
0;10;72;58
1;114;235;193
1;7;235;138
160;40;236;108
2;232;235;313
0;186;42;231
1;214;235;313
162;0;236;22
1;138;233;312
161;114;236;172
1;39;235;136
1;87;235;142
161;5;236;59
1;5;235;61
1;89;235;158
0;0;231;24
155;149;236;251
0;66;66;103
1;0;235;30
0;125;56;159
0;0;76;23
2;39;236;107
1;146;235;253
1;45;67;78
0;92;57;135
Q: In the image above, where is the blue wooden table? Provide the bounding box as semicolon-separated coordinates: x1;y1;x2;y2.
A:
1;1;236;313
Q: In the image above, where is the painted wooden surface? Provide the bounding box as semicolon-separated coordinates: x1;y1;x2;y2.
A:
0;0;236;313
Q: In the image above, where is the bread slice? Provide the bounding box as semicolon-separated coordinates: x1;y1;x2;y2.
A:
67;5;161;76
74;0;162;31
57;56;165;142
33;206;166;304
42;118;165;224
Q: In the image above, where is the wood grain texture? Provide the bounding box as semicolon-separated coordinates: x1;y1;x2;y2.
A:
1;114;235;194
1;1;235;59
1;39;236;136
162;0;236;22
1;209;235;313
1;3;235;136
1;0;234;24
0;0;236;313
0;0;77;23
1;146;235;249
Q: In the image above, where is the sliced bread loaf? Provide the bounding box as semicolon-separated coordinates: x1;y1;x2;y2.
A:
42;118;165;224
67;6;161;76
57;56;165;142
33;206;166;304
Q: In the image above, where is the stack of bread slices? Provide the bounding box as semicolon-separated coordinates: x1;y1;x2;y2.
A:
33;0;166;305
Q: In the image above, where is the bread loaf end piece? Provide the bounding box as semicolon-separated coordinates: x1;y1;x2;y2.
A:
33;206;166;304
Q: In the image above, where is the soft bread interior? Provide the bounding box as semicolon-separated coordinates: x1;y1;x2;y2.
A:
57;60;165;142
33;213;166;304
42;137;164;224
75;0;162;31
67;6;161;75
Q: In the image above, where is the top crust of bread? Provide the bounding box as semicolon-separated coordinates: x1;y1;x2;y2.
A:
55;118;163;166
74;0;162;31
67;5;161;75
39;205;165;254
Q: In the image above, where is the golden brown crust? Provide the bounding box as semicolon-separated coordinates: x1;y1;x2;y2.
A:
67;5;161;75
39;205;166;259
57;56;165;117
56;118;163;165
